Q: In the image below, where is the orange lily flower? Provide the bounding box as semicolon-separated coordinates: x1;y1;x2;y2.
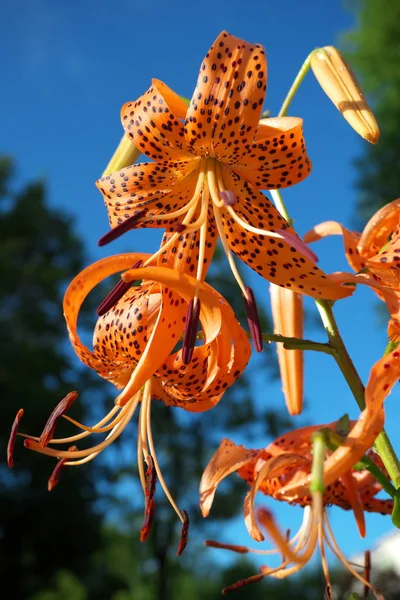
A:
270;284;303;415
200;351;391;595
14;254;250;544
201;418;390;595
304;198;400;339
95;31;351;305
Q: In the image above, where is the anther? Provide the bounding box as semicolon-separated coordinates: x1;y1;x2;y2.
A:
219;190;237;206
182;299;201;365
173;222;186;233
145;454;157;502
98;209;147;246
222;573;265;595
97;260;143;316
39;391;79;447
205;540;249;554
7;408;24;468
177;510;190;556
363;550;371;598
324;584;333;600
48;445;77;491
242;287;263;353
140;498;155;542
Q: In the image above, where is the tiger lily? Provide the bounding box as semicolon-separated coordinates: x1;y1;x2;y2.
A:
200;353;392;594
95;30;352;304
304;198;400;340
13;254;250;543
201;424;390;595
270;284;304;415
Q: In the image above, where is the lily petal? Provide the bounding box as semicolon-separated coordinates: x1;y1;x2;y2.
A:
234;117;312;190
358;198;400;257
96;159;200;229
185;31;267;164
200;439;259;517
218;168;353;300
121;79;191;161
304;221;364;273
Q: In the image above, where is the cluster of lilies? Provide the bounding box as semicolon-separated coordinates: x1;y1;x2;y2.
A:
9;31;400;597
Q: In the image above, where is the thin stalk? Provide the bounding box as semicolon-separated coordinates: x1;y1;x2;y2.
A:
278;52;313;118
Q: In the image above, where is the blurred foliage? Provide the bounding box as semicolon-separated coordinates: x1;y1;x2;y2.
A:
343;0;400;223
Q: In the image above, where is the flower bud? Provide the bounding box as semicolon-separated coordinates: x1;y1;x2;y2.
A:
310;46;379;143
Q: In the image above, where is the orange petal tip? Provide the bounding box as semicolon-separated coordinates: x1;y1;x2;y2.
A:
310;46;379;144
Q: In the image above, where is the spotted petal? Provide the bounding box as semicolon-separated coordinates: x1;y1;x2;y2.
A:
304;220;364;273
96;159;200;229
234;117;312;190
121;79;191;161
185;31;267;164
219;168;353;300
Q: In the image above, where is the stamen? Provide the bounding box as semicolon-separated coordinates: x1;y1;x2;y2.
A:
173;222;186;233
145;454;157;502
212;205;248;295
182;298;201;365
144;382;184;523
205;540;249;554
96;260;143;316
48;445;77;491
98;209;147;246
140;498;155;542
222;573;265;595
219;190;237;206
324;584;332;600
177;510;190;556
242;287;263;353
50;405;121;443
7;408;24;468
39;391;78;447
363;550;371;598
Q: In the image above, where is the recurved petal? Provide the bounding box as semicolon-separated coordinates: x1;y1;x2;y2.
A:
200;439;258;517
233;117;312;190
358;198;400;257
365;224;400;288
96;159;200;229
304;221;364;273
63;253;151;377
184;31;267;164
219;168;353;300
270;284;304;415
310;46;379;144
121;79;191;161
118;267;239;406
243;454;310;542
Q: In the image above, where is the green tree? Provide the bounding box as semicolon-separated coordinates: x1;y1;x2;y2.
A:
0;156;112;599
344;0;400;221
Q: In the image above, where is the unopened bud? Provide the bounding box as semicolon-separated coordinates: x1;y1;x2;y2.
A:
310;46;379;144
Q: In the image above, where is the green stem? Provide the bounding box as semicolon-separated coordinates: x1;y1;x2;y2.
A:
316;299;400;489
261;333;333;354
278;52;313;118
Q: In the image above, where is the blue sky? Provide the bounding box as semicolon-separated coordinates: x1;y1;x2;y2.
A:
2;0;399;580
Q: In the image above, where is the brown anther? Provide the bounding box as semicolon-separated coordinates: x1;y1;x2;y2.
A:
219;190;237;207
222;573;265;595
324;584;333;600
173;222;186;233
140;498;155;542
242;287;263;353
97;260;143;316
182;298;201;365
7;408;24;468
282;528;290;562
98;209;147;246
364;550;371;598
177;510;190;556
48;445;77;491
39;391;78;447
204;540;248;554
145;454;157;501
